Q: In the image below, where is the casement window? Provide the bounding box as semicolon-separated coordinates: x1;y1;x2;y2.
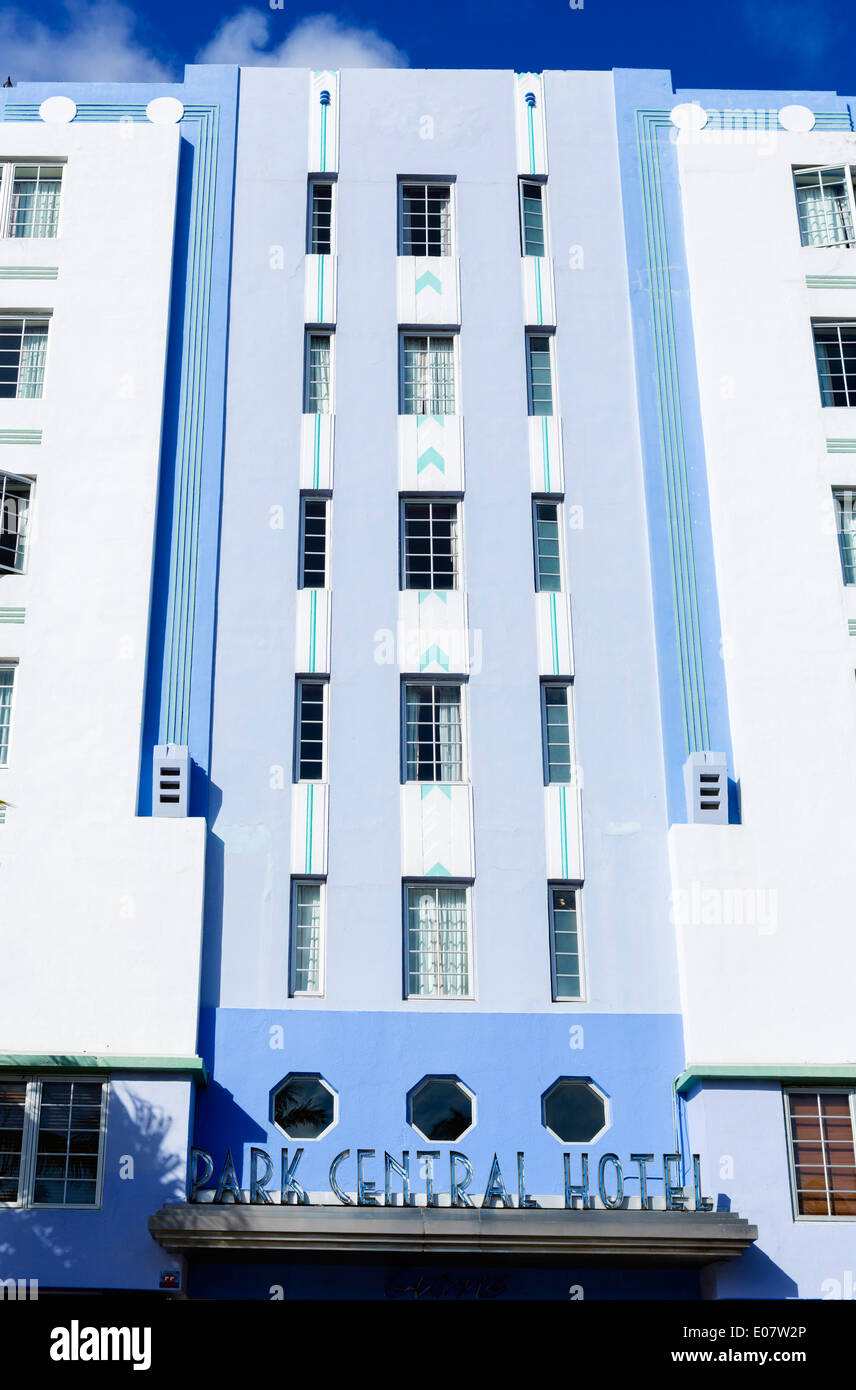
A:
541;682;573;784
399;181;453;257
549;885;584;1001
0;316;49;399
290;880;324;996
299;496;328;588
794;166;856;248
400;333;456;415
786;1089;856;1218
405;883;471;998
0;164;62;239
519;179;547;256
526;332;554;416
294;679;327;782
304;332;333;414
0;1077;107;1208
404;682;464;783
0;662;16;767
533;499;562;592
307;178;335;255
401;499;459;590
832;488;856;584
0;470;32;574
813;323;856;406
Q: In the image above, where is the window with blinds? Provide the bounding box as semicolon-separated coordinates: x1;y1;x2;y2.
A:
786;1089;856;1217
400;334;456;415
794;166;856;248
1;164;63;239
526;332;554;416
291;881;324;995
0;317;49;399
404;682;464;783
304;332;332;414
549;885;584;1001
405;884;471;998
520;179;547;256
0;663;15;767
0;1077;107;1208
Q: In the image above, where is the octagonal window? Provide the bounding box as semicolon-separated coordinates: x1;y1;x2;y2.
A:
408;1075;475;1142
271;1072;337;1141
541;1077;609;1144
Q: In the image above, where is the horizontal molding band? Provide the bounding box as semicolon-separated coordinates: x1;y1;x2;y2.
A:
0;266;58;279
826;438;856;452
0;1052;208;1082
676;1064;856;1094
0;429;41;444
0;607;24;623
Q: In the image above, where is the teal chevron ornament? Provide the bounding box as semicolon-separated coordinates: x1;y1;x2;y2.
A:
417;445;445;474
420;644;449;671
426;861;451;876
417;414;445;427
420;784;452;799
418;590;448;604
415;270;442;295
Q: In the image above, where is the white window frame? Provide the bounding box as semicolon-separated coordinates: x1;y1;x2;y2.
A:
784;1086;856;1222
532;496;565;593
548;882;586;1003
0;161;65;240
0;314;51;401
0;469;34;575
0;659;18;769
526;330;556;417
307;176;336;256
289;878;326;998
403;881;474;1001
303;330;334;414
399;495;462;592
397;178;455;257
793;165;856;249
540;680;574;786
294;677;329;784
298;493;330;590
402;678;468;785
398;331;459;417
519;177;549;257
0;1074;108;1211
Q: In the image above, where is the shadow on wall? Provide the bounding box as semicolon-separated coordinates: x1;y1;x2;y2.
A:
702;1243;799;1300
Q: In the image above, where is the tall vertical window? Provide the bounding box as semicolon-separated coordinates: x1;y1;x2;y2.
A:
6;165;62;239
542;683;572;784
401;334;456;415
405;884;471;998
0;1078;107;1208
0;663;15;767
305;333;332;414
404;683;464;783
307;178;334;254
519;179;546;256
0;471;32;574
0;317;48;399
291;880;324;996
295;680;326;781
299;496;328;588
526;333;554;416
549;886;583;1001
399;182;452;256
794;167;856;248
786;1089;856;1217
813;323;856;407
533;499;562;592
401;499;458;590
833;488;856;584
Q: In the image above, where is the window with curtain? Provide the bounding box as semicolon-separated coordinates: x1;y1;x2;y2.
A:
307;179;334;254
406;884;470;997
814;323;856;406
305;333;332;413
0;1077;107;1208
542;683;572;784
291;881;324;995
295;680;326;781
0;664;15;767
0;317;49;399
549;886;583;1000
794;167;856;248
7;165;62;239
300;497;328;588
533;500;562;592
402;500;458;590
786;1089;856;1216
404;683;463;783
401;334;456;415
0;470;32;574
520;179;546;256
833;488;856;584
399;182;452;256
526;333;554;416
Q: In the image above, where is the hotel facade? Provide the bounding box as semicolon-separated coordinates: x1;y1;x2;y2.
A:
0;62;854;1301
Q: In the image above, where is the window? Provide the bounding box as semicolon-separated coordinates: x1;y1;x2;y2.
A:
549;886;583;1000
0;663;15;766
0;1077;107;1208
533;499;562;592
405;884;471;998
400;334;456;415
833;488;856;584
786;1089;856;1217
0;470;32;574
299;496;328;588
404;682;464;783
0;317;48;399
408;1076;475;1141
304;332;332;414
295;680;326;781
542;683;572;784
271;1073;337;1140
813;323;856;407
399;181;452;256
541;1078;609;1144
526;332;554;416
307;178;334;255
401;499;459;590
794;166;856;248
290;880;324;996
519;179;546;256
2;164;62;239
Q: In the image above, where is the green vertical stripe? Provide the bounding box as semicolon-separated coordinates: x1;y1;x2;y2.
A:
309;589;317;672
541;415;551;492
320;103;328;173
559;787;568;878
549;592;560;674
317;255;325;322
534;257;543;324
313;413;321;489
527;103;536;175
305;783;314;873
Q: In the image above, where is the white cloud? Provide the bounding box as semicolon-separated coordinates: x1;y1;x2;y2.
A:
196;10;407;69
0;0;173;83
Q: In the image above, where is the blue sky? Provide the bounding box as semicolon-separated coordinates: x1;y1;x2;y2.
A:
0;0;851;93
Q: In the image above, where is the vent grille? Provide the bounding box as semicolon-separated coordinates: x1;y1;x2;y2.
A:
153;744;189;818
683;752;728;825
